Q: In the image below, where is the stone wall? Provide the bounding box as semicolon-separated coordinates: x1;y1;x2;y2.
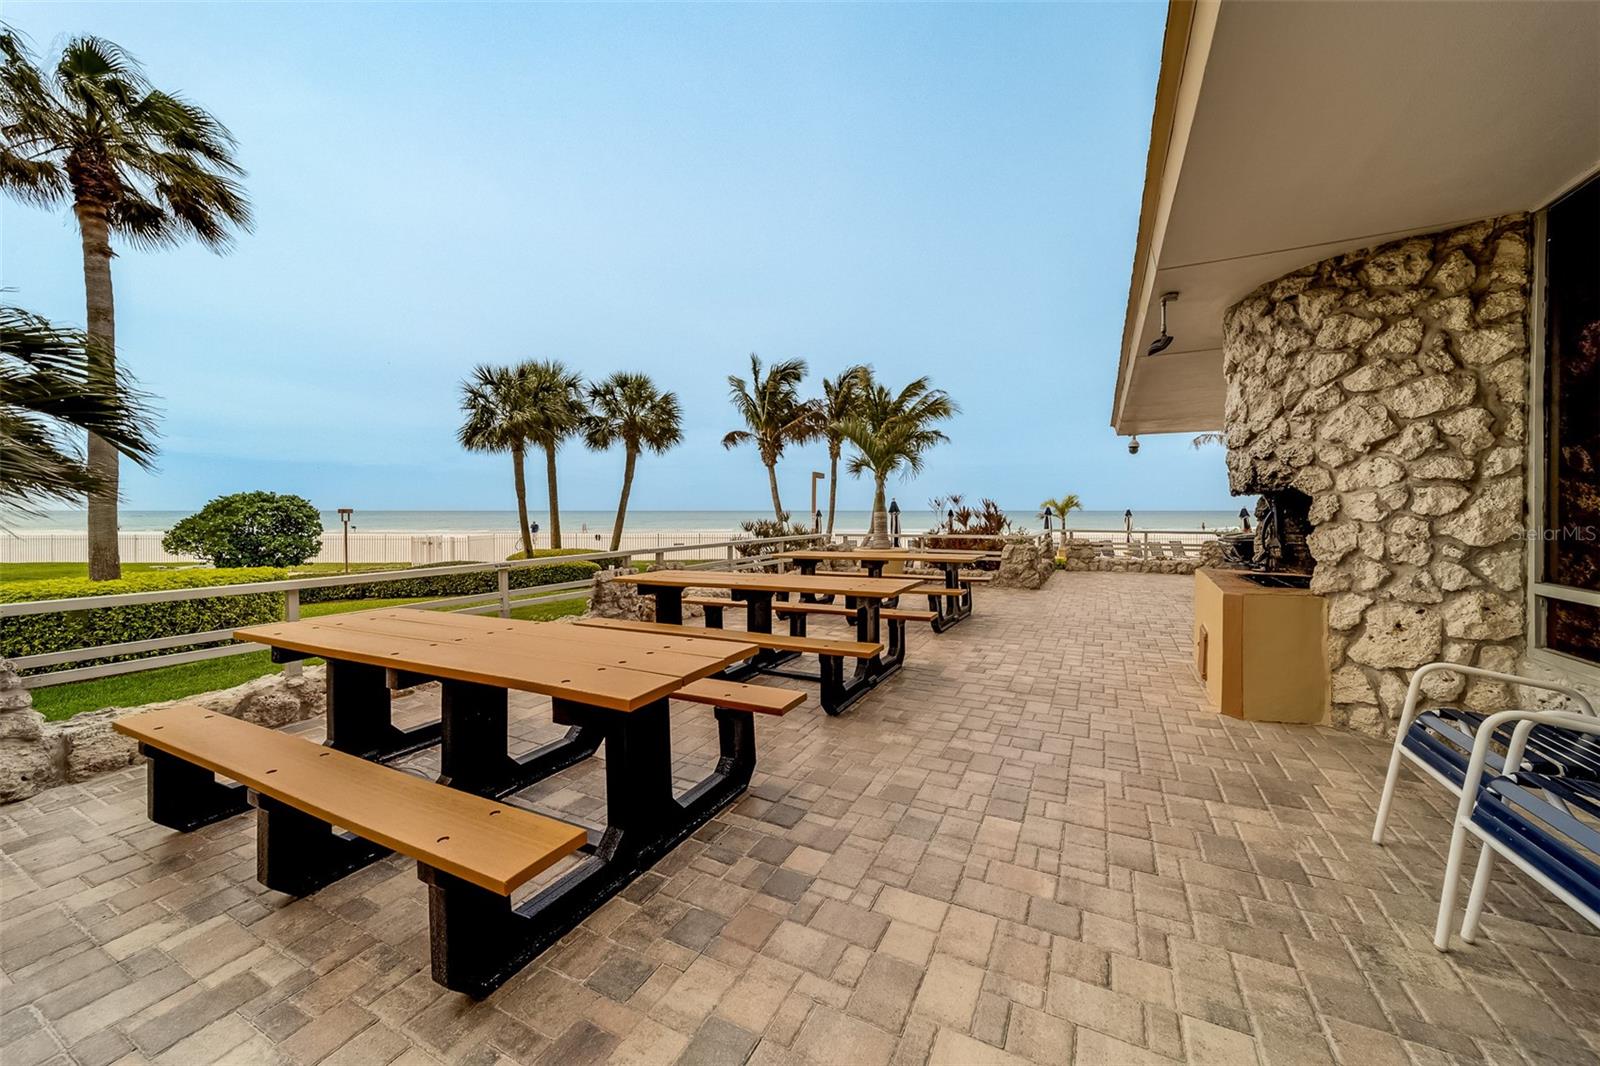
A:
1222;216;1531;734
0;661;327;804
1057;539;1220;576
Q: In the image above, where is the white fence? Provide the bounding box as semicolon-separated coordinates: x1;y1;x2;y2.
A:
1;528;773;567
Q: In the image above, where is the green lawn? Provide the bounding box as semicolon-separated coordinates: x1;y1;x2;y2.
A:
28;594;590;721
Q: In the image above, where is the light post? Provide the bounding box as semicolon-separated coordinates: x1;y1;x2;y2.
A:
337;508;354;573
810;471;825;534
888;499;901;548
1124;509;1134;547
1239;506;1251;533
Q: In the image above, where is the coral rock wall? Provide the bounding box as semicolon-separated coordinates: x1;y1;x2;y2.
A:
1221;216;1531;734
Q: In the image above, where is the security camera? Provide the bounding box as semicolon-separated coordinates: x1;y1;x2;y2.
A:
1128;435;1141;455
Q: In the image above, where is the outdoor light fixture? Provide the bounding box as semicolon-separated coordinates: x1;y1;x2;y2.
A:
1146;291;1179;356
337;508;354;574
1042;506;1054;531
1239;506;1252;532
889;499;901;547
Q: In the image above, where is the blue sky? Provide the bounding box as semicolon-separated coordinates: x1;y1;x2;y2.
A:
3;1;1236;515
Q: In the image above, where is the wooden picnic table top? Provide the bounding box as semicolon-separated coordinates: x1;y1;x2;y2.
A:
609;570;922;598
776;549;985;565
235;608;756;712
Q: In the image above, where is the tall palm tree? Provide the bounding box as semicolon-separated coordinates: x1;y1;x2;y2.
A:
1;31;251;579
1038;494;1083;527
521;359;587;549
841;373;958;548
1;303;156;512
583;372;683;552
458;364;538;558
814;364;868;536
722;354;817;521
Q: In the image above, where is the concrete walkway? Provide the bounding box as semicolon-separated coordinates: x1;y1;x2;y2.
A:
2;573;1596;1065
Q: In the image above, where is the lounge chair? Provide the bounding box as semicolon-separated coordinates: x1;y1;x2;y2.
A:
1370;662;1596;847
1434;709;1600;950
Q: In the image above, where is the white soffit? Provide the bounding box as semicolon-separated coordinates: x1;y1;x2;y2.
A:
1112;0;1600;436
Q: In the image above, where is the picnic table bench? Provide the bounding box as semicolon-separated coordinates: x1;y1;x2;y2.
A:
775;550;985;632
116;609;805;995
608;569;921;714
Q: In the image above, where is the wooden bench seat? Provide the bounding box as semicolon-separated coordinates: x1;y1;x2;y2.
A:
676;677;805;715
578;617;887;717
774;602;939;623
910;584;968;596
576;616;881;658
959;573;994;582
682;595;746;610
115;704;587;895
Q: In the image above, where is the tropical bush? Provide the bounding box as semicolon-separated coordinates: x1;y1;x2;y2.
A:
2;567;286;675
162;492;323;568
927;494;1014;555
733;514;814;558
298;559;600;604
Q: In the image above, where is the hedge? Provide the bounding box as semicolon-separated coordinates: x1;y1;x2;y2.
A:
298;559;600;604
2;568;287;676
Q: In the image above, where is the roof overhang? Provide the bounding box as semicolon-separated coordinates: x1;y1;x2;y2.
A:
1112;0;1600;436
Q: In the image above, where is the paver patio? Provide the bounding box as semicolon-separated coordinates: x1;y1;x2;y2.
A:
3;573;1598;1066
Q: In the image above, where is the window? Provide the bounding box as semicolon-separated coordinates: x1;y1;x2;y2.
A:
1535;172;1600;667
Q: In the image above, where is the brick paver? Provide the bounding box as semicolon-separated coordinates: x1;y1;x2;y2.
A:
4;573;1598;1065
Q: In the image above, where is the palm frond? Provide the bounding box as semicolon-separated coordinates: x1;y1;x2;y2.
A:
2;29;251;251
0;302;157;510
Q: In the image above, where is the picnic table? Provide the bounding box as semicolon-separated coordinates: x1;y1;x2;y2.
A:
775;549;985;631
608;569;922;711
192;607;805;993
237;608;755;796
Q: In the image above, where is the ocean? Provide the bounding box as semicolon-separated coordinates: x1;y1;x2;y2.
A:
6;508;1250;534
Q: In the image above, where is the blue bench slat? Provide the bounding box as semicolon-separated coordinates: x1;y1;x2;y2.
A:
1473;776;1600;916
1405;709;1600;785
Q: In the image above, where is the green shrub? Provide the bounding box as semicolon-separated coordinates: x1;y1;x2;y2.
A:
734;514;813;558
162;491;323;567
504;548;595;561
2;568;287;676
299;559;600;604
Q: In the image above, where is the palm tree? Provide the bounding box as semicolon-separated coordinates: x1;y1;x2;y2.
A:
1;31;251;579
521;359;587;549
1;303;156;513
459;364;538;558
1038;494;1083;527
841;372;958;548
583;372;683;551
722;354;817;521
814;364;868;536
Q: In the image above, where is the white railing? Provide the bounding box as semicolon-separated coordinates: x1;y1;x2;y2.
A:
1;533;824;689
0;528;806;566
914;528;1222;559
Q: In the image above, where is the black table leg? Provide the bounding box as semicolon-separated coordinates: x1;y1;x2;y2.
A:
437;679;602;799
254;793;390;896
929;564;972;633
734;591;797;671
417;695;760;996
641;585;683;625
324;660;442;761
142;745;250;831
796;561;828;603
